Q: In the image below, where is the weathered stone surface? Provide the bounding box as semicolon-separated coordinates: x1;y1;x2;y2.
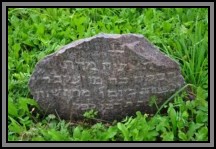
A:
28;33;185;121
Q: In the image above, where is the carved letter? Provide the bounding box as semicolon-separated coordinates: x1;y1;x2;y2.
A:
134;76;143;82
168;83;177;92
50;89;61;96
114;103;121;106
118;77;128;84
102;62;111;71
75;61;85;70
62;89;69;97
89;76;102;85
34;90;48;99
117;63;127;71
118;90;124;97
156;86;167;94
61;60;74;69
124;101;133;107
86;62;98;72
53;76;62;84
108;77;117;84
108;90;118;98
137;100;144;104
166;72;176;78
89;104;96;109
70;76;81;85
151;87;157;93
71;89;80;98
108;50;124;53
98;86;105;98
141;62;150;70
81;89;90;97
106;104;114;110
145;75;154;82
139;87;151;95
42;76;51;83
79;104;88;110
127;89;136;99
155;73;165;81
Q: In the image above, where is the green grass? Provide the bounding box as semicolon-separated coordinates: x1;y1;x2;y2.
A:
8;8;208;141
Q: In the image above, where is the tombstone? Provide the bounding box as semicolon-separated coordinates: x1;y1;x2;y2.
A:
28;33;185;121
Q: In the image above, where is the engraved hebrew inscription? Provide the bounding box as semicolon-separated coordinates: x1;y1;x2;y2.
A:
29;33;185;121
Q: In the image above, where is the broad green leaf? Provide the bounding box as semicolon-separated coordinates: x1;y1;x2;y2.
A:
163;22;172;32
8;99;18;117
105;126;117;140
8;116;25;134
73;126;81;139
187;122;204;139
178;130;187;141
32;136;45;141
196;86;208;101
196;111;208;123
81;130;91;141
195;126;208;141
48;129;65;141
37;24;45;36
12;43;21;59
117;122;129;141
161;131;174;141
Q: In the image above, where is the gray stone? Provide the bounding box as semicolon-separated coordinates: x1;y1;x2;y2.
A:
28;33;185;121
